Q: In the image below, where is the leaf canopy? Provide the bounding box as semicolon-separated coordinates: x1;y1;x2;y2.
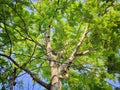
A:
0;0;120;89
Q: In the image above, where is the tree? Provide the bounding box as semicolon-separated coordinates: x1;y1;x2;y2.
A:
0;0;120;90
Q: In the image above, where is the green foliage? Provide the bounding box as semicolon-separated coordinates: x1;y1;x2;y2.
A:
0;0;120;89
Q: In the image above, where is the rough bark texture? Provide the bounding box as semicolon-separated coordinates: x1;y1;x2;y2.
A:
50;65;61;90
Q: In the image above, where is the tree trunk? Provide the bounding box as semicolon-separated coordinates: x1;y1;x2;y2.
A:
50;62;62;90
45;24;62;90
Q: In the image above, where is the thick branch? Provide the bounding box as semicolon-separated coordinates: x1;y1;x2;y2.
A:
60;24;89;72
0;53;50;89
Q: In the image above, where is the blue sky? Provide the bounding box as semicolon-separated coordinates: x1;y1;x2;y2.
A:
14;73;45;90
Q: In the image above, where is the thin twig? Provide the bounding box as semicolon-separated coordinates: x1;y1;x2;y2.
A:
21;43;37;68
2;9;12;56
76;47;96;56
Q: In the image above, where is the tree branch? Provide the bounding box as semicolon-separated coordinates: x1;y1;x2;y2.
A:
76;48;96;56
98;0;115;16
8;5;28;33
3;23;12;56
2;9;12;56
21;43;37;68
0;22;45;49
60;24;89;72
0;53;50;89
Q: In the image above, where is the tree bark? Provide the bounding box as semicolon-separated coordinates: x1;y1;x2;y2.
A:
50;64;62;90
